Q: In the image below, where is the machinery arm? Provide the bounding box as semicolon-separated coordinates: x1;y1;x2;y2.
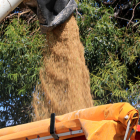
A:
0;0;77;33
25;0;77;33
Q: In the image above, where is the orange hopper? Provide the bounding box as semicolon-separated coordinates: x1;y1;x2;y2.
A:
0;102;139;140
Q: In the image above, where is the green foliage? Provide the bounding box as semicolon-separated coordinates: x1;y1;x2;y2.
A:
90;55;140;105
76;0;140;105
0;18;45;128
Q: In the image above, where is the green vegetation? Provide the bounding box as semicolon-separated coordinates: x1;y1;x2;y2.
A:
0;18;45;128
76;0;140;105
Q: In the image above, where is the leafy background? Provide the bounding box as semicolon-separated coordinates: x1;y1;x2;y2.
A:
0;0;140;128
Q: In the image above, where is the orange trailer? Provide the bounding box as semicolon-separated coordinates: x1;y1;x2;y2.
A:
0;102;139;140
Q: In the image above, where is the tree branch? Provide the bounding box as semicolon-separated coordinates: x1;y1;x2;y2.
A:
115;16;135;24
28;14;36;24
103;0;117;5
114;1;132;17
6;13;18;19
127;2;140;27
76;8;82;18
18;9;31;20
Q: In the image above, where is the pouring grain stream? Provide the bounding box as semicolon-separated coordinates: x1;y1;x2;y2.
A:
23;0;93;121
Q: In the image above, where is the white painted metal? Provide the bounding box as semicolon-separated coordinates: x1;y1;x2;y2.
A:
0;0;23;22
124;120;130;140
58;132;71;137
124;115;129;120
31;136;53;140
30;129;83;140
71;130;83;135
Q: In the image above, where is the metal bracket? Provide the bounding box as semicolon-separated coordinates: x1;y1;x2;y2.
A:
124;120;130;140
50;113;59;140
